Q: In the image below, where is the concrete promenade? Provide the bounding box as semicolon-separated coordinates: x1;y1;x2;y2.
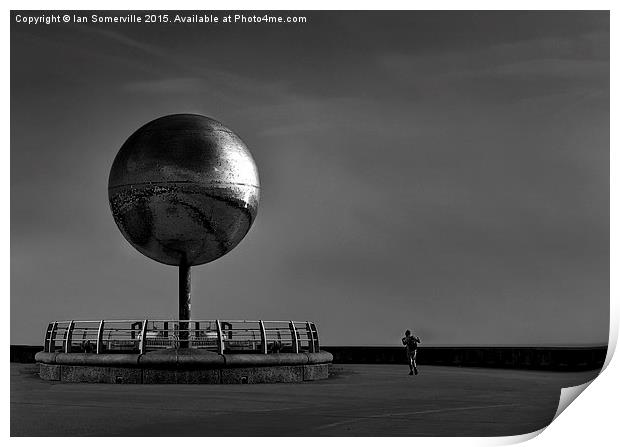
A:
11;363;599;436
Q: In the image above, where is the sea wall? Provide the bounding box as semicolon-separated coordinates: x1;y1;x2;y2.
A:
324;345;607;371
13;344;607;371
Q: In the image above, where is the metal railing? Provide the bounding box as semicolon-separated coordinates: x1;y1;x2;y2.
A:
42;319;320;355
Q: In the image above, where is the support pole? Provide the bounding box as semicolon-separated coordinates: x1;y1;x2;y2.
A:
96;320;105;354
139;319;148;354
44;322;53;353
306;321;315;353
216;319;224;354
65;321;75;354
49;321;58;353
290;321;299;354
259;320;268;354
179;263;191;348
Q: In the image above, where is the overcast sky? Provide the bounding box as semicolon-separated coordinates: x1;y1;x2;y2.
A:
11;11;609;346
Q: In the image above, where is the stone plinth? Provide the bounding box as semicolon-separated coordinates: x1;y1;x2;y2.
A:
35;349;333;384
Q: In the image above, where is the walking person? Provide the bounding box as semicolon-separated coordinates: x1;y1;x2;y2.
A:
402;329;421;375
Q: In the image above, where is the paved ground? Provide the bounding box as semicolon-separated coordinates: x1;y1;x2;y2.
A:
11;363;599;436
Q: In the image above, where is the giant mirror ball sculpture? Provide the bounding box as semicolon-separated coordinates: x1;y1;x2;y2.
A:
108;114;260;267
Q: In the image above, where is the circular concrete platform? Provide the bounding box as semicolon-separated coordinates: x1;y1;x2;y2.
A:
35;349;333;384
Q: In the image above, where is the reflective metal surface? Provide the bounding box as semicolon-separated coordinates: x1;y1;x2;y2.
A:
108;114;260;266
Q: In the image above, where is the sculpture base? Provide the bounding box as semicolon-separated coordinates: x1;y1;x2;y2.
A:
35;349;332;384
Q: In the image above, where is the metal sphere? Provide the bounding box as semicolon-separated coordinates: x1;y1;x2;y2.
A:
108;114;260;266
